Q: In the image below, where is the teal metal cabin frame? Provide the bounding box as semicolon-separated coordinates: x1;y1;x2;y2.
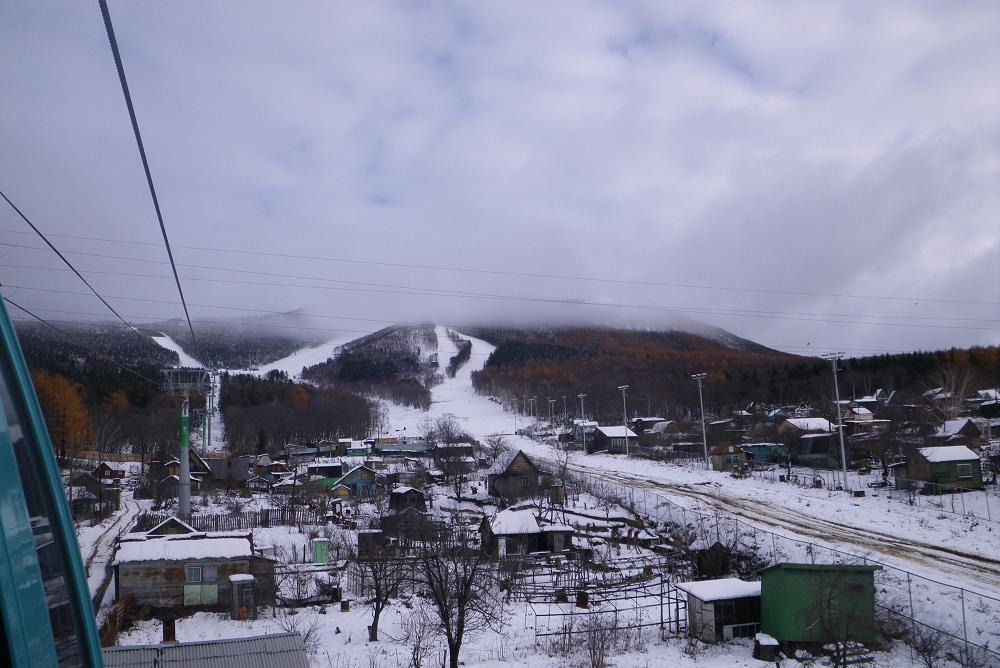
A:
0;299;104;666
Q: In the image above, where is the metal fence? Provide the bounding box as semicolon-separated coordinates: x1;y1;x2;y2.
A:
749;464;1000;525
566;466;1000;667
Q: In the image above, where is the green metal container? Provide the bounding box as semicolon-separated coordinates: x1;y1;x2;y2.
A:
760;563;882;645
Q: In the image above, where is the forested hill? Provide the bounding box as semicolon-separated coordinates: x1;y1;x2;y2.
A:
466;326;1000;422
16;322;175;409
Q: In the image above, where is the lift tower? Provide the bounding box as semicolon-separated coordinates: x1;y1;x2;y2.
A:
162;367;212;521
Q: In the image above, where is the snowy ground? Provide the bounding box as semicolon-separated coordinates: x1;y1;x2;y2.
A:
151;333;203;367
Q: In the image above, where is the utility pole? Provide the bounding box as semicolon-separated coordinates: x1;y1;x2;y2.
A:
691;373;709;469
578;393;587;420
618;385;630;456
562;395;568;422
822;353;850;491
179;393;191;521
548;398;556;428
513;396;518;435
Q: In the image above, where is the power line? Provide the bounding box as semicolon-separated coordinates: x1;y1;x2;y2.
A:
2;264;998;332
3;294;161;386
3;295;60;332
0;227;994;307
0;189;141;335
97;0;195;342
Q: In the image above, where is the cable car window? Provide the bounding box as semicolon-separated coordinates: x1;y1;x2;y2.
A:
0;363;86;666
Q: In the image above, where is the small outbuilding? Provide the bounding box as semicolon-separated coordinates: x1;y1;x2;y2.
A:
760;563;882;645
676;578;761;642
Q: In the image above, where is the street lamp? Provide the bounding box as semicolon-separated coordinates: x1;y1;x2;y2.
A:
822;353;850;491
617;385;630;455
691;373;709;469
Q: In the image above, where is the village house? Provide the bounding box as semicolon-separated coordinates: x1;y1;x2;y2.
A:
332;464;377;496
899;446;983;491
709;444;749;472
479;509;573;557
92;461;126;481
486;450;548;504
204;455;254;486
388;486;426;513
113;527;276;610
933;418;982;445
588;425;638;454
163;449;213;479
158;474;203;498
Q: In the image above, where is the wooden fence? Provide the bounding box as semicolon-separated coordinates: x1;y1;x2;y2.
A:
133;507;336;533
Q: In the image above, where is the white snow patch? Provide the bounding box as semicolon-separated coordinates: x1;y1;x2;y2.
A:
151;334;203;367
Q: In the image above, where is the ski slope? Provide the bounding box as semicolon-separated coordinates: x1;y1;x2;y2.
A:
253;327;382;380
151;334;203;367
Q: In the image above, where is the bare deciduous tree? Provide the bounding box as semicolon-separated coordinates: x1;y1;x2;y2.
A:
359;543;408;641
418;524;506;668
926;366;976;422
483;434;508;465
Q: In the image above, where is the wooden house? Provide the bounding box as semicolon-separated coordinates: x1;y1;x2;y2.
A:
113;532;275;610
93;462;126;480
588;426;638;454
760;563;881;645
709;444;749;472
900;446;983;491
164;449;213;479
933;419;982;444
388;486;426;513
334;465;377;496
158;475;203;498
204;455;254;484
486;450;548;503
676;579;761;642
741;443;787;465
479;509;573;557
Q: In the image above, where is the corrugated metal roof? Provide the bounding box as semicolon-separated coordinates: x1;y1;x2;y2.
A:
102;632;309;668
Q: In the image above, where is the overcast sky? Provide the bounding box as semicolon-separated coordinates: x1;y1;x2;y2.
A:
1;1;998;356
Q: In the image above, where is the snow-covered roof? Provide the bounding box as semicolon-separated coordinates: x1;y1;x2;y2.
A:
675;578;761;602
977;389;999;401
851;407;873;415
596;426;637;438
489;509;541;535
391;485;421;495
918;446;979;463
786;417;834;432
115;535;253;564
486;449;527;475
228;574;255;583
936;419;977;438
649;421;676;433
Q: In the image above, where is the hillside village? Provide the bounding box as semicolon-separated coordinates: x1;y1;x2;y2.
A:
53;327;999;668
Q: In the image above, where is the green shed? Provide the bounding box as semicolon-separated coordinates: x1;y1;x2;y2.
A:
901;446;983;491
760;563;882;645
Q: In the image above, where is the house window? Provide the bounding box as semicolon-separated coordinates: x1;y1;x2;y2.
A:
186;566;202;584
202;565;218;584
956;463;973;480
